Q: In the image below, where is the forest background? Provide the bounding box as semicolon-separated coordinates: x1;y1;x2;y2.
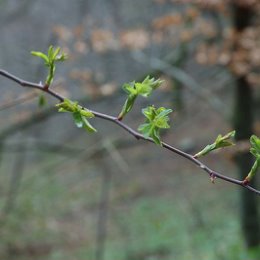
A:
0;1;259;260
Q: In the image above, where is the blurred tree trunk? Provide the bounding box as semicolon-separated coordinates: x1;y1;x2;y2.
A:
232;3;260;248
170;43;188;111
233;78;260;248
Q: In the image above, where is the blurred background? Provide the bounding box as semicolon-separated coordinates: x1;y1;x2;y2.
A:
0;0;259;259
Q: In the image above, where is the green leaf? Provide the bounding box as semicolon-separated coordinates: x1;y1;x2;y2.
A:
56;53;67;62
135;82;153;97
82;116;97;133
80;108;94;118
53;47;61;59
56;99;94;117
56;99;96;133
31;51;49;63
135;76;163;97
215;130;236;149
118;76;163;120
142;106;156;121
194;130;236;158
243;135;260;184
142;76;163;90
142;106;172;125
154;108;172;128
250;135;260;159
56;99;77;113
31;45;67;86
47;46;67;63
151;129;161;145
38;94;47;107
244;158;260;184
118;95;137;120
73;112;83;128
48;45;54;60
138;123;153;138
122;82;137;95
138;106;172;145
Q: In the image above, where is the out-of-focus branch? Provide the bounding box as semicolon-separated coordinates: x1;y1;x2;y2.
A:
131;51;228;117
0;69;259;195
2;142;26;216
0;79;64;111
0;92;38;111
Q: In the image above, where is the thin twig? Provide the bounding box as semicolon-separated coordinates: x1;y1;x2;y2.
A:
0;69;259;195
0;92;38;111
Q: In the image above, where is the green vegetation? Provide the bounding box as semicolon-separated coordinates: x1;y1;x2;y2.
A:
244;135;260;183
31;46;67;87
138;106;173;145
118;76;163;120
56;98;96;133
195;131;236;158
0;45;260;259
0;161;259;260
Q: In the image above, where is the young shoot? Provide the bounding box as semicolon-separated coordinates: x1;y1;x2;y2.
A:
56;98;96;133
31;46;67;87
118;76;163;120
138;106;173;145
243;135;260;184
194;130;236;158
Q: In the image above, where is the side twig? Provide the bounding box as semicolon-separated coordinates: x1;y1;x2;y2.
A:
0;69;259;195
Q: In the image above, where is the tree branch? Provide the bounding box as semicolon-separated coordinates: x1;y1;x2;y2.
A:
0;69;259;195
0;91;37;111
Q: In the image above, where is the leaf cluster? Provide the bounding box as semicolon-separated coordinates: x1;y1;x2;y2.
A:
194;130;236;158
250;135;260;159
118;76;163;120
244;135;260;183
31;46;67;86
56;99;96;133
138;106;173;145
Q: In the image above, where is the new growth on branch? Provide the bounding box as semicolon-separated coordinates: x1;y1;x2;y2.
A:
0;46;259;195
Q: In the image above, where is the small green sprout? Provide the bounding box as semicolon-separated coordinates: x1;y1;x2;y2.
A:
31;45;67;87
56;99;96;133
138;106;173;145
194;130;236;158
243;135;260;184
38;94;47;107
118;76;163;120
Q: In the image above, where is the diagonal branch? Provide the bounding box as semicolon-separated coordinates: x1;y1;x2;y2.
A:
0;69;259;195
0;91;38;111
